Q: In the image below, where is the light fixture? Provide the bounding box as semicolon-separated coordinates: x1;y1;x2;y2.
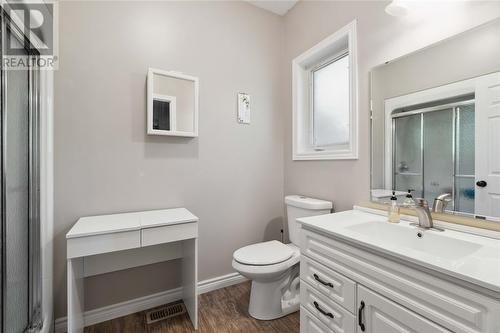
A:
385;0;409;17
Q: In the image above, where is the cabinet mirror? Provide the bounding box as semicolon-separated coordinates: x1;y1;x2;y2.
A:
147;68;199;137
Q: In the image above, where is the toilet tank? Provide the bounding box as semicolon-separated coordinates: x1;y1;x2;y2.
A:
285;195;332;245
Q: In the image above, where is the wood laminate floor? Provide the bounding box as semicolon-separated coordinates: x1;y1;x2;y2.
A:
84;281;299;333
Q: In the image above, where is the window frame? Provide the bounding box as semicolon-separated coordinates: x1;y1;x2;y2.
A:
293;20;358;160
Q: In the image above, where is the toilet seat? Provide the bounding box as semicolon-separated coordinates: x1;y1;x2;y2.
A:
233;240;294;266
232;243;300;278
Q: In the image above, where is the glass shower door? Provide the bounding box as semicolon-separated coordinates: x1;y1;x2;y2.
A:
393;114;423;197
1;14;42;332
423;109;454;208
455;104;475;214
3;29;31;333
392;100;475;215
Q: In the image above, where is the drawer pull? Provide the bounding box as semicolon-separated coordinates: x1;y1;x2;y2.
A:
313;301;334;319
313;273;334;288
358;301;365;331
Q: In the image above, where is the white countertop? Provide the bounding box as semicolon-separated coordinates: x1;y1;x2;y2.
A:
67;208;198;238
297;209;500;293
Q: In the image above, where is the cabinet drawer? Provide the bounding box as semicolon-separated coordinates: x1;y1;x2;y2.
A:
67;230;141;258
300;306;335;333
141;222;197;247
301;280;356;333
301;228;500;333
301;256;356;313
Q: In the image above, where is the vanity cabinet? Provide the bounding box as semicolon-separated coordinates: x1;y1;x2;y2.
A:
357;285;450;333
299;227;500;333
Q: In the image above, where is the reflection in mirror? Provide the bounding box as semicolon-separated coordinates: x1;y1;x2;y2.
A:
370;19;500;221
153;96;175;131
391;98;475;214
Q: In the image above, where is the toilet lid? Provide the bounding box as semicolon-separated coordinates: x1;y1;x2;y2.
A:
233;240;294;266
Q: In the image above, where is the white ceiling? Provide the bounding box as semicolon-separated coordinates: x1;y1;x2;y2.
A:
246;0;299;16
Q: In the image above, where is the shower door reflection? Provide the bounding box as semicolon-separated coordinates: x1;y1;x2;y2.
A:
392;101;475;215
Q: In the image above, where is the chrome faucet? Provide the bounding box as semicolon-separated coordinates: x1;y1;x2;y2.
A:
414;198;433;229
432;193;452;213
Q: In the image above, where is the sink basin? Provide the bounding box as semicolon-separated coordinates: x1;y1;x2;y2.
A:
347;222;482;261
297;208;500;292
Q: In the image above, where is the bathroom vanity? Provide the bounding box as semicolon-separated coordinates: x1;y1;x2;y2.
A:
66;208;198;333
297;207;500;333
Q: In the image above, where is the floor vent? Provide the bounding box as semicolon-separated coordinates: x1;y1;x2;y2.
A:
145;302;187;325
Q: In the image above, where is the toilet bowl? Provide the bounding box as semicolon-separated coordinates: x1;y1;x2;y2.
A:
232;241;301;320
232;195;332;320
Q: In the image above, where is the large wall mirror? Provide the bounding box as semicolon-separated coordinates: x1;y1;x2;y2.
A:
370;18;500;222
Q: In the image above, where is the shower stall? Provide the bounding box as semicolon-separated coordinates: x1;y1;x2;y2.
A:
392;98;475;215
1;10;44;333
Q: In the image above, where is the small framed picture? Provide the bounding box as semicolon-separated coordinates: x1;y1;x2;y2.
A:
237;93;251;124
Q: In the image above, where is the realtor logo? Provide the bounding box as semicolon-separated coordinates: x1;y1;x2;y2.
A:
2;1;59;69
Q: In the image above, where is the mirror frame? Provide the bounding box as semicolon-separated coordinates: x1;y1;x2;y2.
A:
147;68;199;137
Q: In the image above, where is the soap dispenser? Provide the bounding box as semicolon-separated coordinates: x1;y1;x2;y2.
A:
388;191;400;223
402;189;415;207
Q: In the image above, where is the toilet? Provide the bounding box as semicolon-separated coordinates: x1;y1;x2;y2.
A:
232;195;332;320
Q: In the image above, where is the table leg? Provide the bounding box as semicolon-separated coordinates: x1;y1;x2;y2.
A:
182;238;198;329
67;257;84;333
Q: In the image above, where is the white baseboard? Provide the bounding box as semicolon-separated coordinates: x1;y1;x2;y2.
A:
54;272;246;333
198;271;247;294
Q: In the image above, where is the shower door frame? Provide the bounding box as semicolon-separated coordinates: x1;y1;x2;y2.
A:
391;99;475;215
0;8;42;332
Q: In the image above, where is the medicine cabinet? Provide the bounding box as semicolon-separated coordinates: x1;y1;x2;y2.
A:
147;68;199;137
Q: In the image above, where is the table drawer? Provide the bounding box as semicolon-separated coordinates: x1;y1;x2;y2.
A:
300;280;356;333
141;222;198;247
67;230;141;258
300;306;335;333
301;255;356;313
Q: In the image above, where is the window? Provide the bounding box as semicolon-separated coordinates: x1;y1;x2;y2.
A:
312;53;350;147
293;21;358;160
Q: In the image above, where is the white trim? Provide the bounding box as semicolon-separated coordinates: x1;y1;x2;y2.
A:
54;272;246;333
292;20;358;160
40;68;55;333
197;271;247;294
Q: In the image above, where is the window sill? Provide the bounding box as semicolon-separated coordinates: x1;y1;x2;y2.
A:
293;149;358;161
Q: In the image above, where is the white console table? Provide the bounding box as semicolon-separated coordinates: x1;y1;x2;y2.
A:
66;208;198;333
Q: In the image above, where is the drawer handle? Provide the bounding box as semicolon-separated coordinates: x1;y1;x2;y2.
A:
313;273;334;288
313;301;334;319
358;301;365;332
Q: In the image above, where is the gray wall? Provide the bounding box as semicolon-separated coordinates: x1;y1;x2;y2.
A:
371;20;500;188
54;0;500;321
282;0;500;212
54;1;284;318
